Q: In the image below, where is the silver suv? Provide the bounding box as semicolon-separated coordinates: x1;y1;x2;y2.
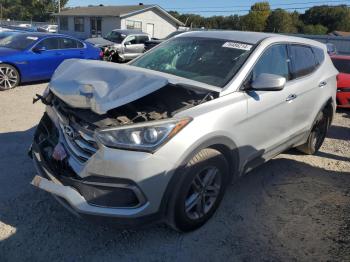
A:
30;31;337;232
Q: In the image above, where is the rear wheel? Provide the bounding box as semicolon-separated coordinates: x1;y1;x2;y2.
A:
0;64;20;91
297;110;330;155
169;148;229;232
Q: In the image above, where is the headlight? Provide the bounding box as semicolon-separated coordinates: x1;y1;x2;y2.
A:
96;118;192;152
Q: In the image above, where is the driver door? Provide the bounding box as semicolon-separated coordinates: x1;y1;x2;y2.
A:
30;37;63;80
123;35;144;60
241;44;298;162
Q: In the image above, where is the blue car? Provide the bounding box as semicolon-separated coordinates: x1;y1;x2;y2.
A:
0;32;102;90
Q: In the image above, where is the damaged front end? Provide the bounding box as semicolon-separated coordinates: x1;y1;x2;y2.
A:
30;59;218;220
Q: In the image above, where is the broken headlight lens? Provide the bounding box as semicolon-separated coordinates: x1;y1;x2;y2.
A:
96;118;192;152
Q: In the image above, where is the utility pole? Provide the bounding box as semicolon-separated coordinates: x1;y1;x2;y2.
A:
58;0;61;13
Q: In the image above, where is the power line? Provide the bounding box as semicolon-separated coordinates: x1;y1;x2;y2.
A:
165;0;350;10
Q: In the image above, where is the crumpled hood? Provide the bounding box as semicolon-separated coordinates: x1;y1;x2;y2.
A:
49;59;220;115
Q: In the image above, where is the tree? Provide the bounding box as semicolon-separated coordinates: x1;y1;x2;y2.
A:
302;5;350;32
302;24;328;35
0;0;69;21
266;8;297;33
241;2;271;32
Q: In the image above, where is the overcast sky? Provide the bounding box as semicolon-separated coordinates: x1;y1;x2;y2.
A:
67;0;350;15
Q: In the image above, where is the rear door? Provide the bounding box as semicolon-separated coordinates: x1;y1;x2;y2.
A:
58;37;86;60
287;44;324;134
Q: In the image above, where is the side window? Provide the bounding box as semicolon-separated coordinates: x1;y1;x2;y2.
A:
312;47;325;65
36;38;59;50
136;35;149;44
59;38;77;49
125;36;137;45
289;45;317;79
77;41;84;48
252;44;290;81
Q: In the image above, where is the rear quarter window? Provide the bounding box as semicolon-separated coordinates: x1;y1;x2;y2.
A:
289;45;318;79
312;47;325;65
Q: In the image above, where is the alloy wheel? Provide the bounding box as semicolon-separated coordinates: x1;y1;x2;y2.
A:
0;66;18;90
184;166;222;220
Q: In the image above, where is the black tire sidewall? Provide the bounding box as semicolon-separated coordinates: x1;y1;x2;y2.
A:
309;111;329;153
0;64;20;91
173;149;229;232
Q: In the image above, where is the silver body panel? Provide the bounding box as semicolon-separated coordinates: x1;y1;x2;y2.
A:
32;31;338;219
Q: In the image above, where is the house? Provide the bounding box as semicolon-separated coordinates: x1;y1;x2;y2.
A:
54;4;184;39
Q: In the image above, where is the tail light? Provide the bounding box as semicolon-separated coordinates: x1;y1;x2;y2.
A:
99;51;104;59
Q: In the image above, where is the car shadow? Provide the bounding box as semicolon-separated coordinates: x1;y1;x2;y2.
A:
327;124;350;141
337;108;350;119
0;127;349;261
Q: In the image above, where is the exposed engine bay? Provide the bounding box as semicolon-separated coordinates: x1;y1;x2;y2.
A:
46;84;216;130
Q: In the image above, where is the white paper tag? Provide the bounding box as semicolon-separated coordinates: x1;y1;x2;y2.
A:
222;42;252;51
27;36;38;40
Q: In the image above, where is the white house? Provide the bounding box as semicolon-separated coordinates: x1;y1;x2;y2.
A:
54;4;184;39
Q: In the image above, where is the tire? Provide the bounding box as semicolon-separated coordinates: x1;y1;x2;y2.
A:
169;148;229;232
0;64;20;91
297;110;330;155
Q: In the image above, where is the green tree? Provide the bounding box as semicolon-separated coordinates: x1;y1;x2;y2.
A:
266;8;297;33
241;2;271;32
302;24;328;35
302;5;350;32
0;0;69;21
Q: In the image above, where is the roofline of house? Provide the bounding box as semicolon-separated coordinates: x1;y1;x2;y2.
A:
53;5;185;26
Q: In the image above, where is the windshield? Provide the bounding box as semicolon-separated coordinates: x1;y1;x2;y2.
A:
0;34;38;50
104;31;126;43
131;37;254;87
332;58;350;74
164;31;185;40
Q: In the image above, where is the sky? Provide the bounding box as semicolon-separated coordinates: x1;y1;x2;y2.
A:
67;0;350;15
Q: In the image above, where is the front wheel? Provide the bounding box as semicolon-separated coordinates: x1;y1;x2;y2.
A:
0;64;20;91
169;148;229;232
297;110;330;155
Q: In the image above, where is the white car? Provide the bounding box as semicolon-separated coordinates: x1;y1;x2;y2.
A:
38;25;58;33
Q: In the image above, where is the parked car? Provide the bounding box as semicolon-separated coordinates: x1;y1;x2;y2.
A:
86;29;150;62
144;30;187;51
30;31;337;232
37;25;58;33
326;43;337;55
331;55;350;108
18;23;32;28
0;32;101;90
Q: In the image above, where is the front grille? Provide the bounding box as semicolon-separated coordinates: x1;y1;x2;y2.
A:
59;120;98;163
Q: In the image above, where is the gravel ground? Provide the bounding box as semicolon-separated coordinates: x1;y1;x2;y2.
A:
0;83;349;262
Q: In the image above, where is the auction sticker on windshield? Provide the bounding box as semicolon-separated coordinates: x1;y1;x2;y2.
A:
222;42;252;51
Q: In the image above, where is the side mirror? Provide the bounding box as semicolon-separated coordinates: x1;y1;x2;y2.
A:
124;41;131;46
251;73;286;91
33;46;46;53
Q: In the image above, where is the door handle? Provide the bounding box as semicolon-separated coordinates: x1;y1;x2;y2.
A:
286;94;297;102
55;52;63;56
319;81;327;88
